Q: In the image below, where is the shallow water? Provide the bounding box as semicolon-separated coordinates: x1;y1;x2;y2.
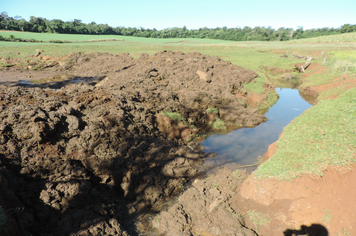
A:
201;88;313;171
0;76;104;89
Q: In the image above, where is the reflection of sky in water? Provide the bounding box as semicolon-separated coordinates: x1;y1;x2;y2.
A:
201;88;313;166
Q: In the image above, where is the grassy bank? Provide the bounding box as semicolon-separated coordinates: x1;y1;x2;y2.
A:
255;87;356;179
299;49;356;100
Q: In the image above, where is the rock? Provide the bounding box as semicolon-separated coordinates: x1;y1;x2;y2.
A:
196;70;211;83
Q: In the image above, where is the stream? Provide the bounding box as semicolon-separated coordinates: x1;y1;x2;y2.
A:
201;87;313;173
135;87;314;235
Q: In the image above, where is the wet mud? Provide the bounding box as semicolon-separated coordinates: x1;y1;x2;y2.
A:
0;51;266;235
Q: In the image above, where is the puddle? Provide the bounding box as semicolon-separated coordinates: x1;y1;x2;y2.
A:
201;88;313;173
0;76;105;89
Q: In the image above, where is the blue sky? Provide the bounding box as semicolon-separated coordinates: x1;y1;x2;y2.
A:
1;0;355;30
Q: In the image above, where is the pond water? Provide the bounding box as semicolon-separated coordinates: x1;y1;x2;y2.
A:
201;88;313;172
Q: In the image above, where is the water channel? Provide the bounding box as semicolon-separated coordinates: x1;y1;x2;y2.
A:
136;87;314;235
201;87;313;173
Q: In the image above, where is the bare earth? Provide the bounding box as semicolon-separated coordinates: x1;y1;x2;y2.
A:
0;51;264;235
1;51;355;235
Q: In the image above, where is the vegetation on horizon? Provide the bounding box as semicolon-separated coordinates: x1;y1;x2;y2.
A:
1;11;356;42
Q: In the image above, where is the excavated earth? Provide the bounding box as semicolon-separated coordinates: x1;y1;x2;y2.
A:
0;51;266;235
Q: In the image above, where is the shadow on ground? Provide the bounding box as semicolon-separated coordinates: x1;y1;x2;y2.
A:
284;224;328;236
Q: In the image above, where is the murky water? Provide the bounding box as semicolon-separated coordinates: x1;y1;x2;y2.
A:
0;76;104;89
201;88;313;172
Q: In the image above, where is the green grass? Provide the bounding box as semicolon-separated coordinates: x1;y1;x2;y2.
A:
323;209;333;224
160;111;185;122
291;32;356;44
211;117;226;130
206;108;219;114
0;31;233;46
242;74;270;94
255;87;356;180
259;92;280;111
342;227;351;236
247;210;271;232
299;48;356;100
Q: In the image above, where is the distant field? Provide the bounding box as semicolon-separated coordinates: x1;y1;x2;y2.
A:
291;32;356;43
0;31;233;44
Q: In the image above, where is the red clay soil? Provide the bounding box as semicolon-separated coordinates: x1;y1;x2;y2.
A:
236;83;275;109
237;165;356;235
299;63;356;101
302;76;356;100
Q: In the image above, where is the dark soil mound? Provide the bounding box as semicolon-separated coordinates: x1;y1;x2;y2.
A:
0;51;264;235
63;51;265;130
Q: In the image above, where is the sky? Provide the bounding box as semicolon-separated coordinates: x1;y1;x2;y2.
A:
1;0;356;30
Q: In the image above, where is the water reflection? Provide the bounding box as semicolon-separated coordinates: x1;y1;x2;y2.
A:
201;88;313;170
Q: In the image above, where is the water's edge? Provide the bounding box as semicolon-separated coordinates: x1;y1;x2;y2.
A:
201;87;313;173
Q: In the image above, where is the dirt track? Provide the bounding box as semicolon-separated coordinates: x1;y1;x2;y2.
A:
0;51;266;235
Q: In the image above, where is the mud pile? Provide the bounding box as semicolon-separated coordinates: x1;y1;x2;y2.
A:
0;51;265;235
62;51;266;132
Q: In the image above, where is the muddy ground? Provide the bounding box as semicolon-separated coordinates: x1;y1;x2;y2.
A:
0;51;267;235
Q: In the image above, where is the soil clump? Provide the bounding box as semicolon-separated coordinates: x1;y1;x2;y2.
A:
0;51;265;235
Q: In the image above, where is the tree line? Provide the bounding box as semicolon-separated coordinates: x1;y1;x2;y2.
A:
1;12;356;41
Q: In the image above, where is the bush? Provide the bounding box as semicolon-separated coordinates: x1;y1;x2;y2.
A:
9;34;15;41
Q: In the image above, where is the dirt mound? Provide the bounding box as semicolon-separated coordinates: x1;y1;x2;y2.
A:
0;84;206;235
0;51;266;235
62;51;266;130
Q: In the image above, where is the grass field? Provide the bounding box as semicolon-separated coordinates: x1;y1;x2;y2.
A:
291;32;356;44
1;31;356;180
